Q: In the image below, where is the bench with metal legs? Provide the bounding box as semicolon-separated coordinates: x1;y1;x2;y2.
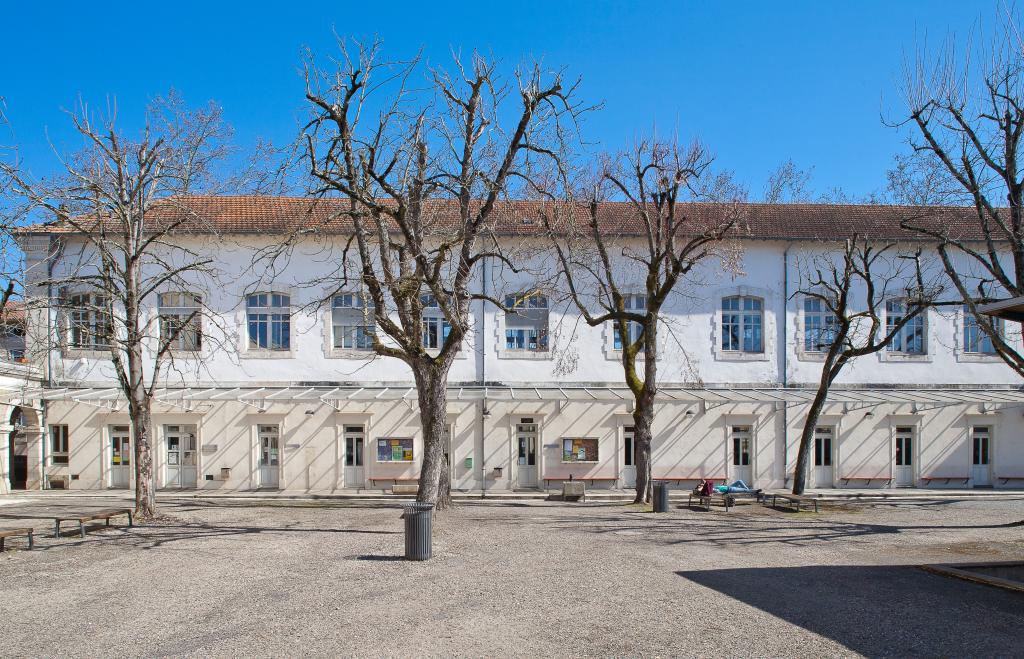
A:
53;509;134;539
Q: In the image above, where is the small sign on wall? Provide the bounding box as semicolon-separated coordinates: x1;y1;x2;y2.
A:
201;444;218;453
463;456;472;469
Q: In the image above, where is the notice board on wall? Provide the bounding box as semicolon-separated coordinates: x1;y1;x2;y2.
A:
377;438;414;462
561;437;599;462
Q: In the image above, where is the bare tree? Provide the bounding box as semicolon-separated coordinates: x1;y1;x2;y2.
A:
293;40;586;509
790;238;943;495
895;11;1024;375
1;91;234;517
542;140;743;503
0;99;23;315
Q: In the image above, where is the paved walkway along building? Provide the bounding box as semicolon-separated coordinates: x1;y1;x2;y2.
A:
3;197;1023;493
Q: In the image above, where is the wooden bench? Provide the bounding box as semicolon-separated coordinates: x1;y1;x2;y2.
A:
0;527;34;551
542;477;618;488
658;475;727;486
367;477;419;493
840;476;891;487
687;491;761;512
920;476;969;486
998;476;1024;485
53;509;133;539
768;493;820;513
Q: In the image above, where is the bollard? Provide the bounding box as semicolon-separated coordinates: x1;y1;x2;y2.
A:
401;502;435;560
653;481;669;513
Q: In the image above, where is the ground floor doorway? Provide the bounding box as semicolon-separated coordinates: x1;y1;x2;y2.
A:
515;418;538;488
731;426;752;484
109;425;131;489
343;425;364;488
258;424;280;488
971;426;992;487
894;426;914;487
622;426;636;488
812;426;834;488
165;425;198;488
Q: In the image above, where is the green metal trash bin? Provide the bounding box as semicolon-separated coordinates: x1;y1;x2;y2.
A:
653;481;670;513
401;502;434;560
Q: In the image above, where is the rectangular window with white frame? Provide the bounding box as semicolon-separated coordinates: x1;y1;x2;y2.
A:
962;305;1002;355
505;293;549;352
247;292;291;351
158;292;202;352
332;293;375;351
612;294;647;351
66;292;112;349
721;296;763;353
50;425;69;465
420;294;453;350
885;299;925;355
803;297;839;353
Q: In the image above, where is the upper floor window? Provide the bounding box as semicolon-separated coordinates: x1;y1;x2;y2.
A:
158;292;202;352
67;292;111;349
421;294;452;350
721;296;763;353
247;293;291;351
963;305;1002;355
803;297;839;353
333;293;375;351
612;294;647;351
885;299;925;355
505;293;549;352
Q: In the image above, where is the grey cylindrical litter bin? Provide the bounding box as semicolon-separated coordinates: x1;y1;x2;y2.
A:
653;481;669;513
402;502;434;561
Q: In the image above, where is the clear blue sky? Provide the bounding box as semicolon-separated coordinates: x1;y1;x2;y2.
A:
0;0;999;200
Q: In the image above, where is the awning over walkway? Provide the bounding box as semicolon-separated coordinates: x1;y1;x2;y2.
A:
977;296;1024;322
2;384;1022;411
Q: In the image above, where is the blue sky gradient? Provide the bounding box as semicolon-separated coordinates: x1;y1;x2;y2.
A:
0;1;1000;200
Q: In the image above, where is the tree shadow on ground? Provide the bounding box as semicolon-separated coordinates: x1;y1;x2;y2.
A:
676;564;1024;656
533;510;1024;548
12;521;402;553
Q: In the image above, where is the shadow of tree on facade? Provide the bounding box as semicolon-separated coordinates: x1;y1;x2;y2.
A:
675;565;1024;656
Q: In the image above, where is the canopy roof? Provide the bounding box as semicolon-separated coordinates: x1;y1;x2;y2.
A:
977;296;1024;322
2;385;1020;411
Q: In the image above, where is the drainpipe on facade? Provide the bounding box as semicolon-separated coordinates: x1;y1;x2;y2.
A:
40;234;61;489
479;254;488;494
782;244;791;487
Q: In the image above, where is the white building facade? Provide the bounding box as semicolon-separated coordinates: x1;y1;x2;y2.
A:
8;197;1024;493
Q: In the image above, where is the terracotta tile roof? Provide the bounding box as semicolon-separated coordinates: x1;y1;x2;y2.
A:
12;194;998;242
0;300;25;325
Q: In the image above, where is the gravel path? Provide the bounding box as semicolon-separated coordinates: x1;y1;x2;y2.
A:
0;495;1022;657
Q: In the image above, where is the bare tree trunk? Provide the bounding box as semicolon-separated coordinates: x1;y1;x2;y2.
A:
632;388;655;505
415;366;451;508
129;394;155;517
791;381;830;495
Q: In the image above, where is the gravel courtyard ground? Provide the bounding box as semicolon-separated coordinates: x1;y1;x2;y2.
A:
1;493;1022;658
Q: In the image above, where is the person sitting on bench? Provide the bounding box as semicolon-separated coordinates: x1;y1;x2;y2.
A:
694;479;716;496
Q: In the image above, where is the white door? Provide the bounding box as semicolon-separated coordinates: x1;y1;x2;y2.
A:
812;426;834;488
731;426;753;485
343;425;364;488
258;425;280;488
109;426;131;489
971;426;992;487
622;426;636;488
894;427;914;487
165;425;198;488
516;419;538;488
